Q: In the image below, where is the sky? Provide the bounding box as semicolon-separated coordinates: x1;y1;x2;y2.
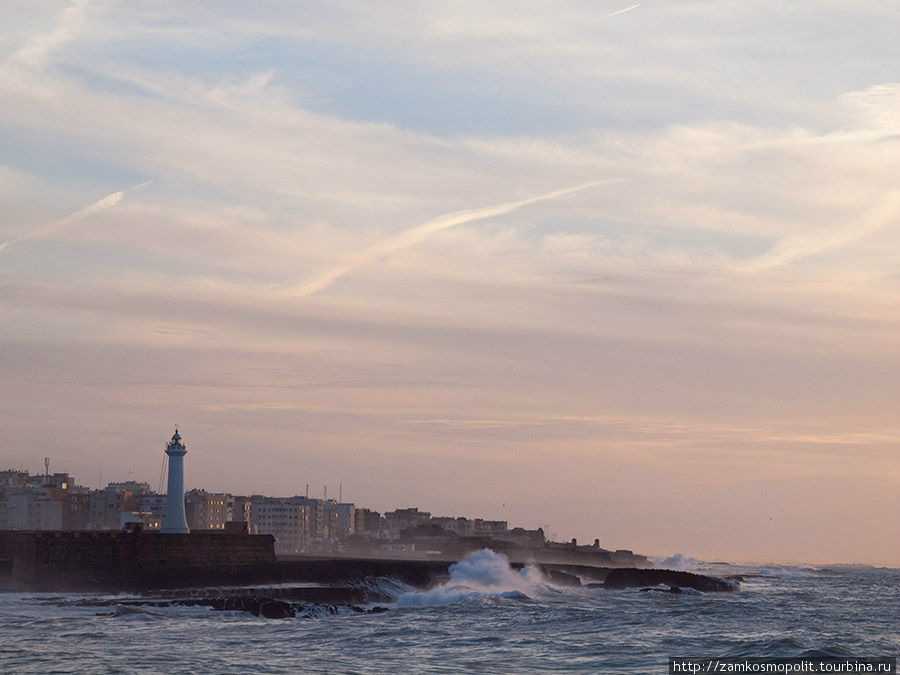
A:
0;1;898;566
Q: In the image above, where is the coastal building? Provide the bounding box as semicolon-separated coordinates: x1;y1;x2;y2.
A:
131;493;167;530
0;470;29;490
354;508;382;537
105;481;152;495
185;489;233;530
4;486;63;529
0;469;93;530
492;526;546;548
106;483;157;531
431;516;472;537
384;508;431;538
161;429;189;534
324;501;356;540
65;487;91;530
90;484;134;530
249;496;311;555
232;495;252;524
286;496;327;542
470;519;508;537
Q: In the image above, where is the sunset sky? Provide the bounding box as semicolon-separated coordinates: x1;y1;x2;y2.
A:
1;1;898;565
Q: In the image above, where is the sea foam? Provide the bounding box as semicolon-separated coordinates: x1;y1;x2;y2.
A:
397;549;552;608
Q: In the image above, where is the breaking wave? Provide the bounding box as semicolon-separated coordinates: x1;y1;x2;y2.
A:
396;549;556;608
359;576;418;601
655;553;700;570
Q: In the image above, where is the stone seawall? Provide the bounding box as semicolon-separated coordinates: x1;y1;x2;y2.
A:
0;531;457;592
0;530;275;591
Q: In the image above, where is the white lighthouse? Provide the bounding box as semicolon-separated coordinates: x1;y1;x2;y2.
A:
161;428;189;534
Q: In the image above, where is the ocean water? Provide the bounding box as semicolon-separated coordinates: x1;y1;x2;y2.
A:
0;550;897;673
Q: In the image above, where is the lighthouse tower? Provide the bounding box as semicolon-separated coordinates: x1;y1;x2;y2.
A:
161;428;189;534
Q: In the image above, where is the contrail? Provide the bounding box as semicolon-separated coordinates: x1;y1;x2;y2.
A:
0;180;151;253
592;4;640;23
283;178;622;297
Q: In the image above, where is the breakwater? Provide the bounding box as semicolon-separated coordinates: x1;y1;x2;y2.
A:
0;530;455;591
0;530;735;594
0;530;274;591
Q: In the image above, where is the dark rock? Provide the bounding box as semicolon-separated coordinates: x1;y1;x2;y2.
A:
64;590;386;621
259;600;295;619
603;568;737;592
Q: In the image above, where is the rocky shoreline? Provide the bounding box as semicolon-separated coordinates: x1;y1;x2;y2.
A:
48;565;737;621
601;567;739;592
70;595;391;620
10;562;742;624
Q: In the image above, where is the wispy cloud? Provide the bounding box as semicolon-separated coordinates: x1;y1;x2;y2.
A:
8;0;92;70
281;179;623;297
738;191;900;273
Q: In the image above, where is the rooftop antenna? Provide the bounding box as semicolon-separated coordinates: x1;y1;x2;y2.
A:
324;485;327;501
305;483;309;498
339;482;342;503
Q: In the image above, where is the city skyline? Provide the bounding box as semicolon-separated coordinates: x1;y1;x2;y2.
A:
5;455;642;568
1;1;898;566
